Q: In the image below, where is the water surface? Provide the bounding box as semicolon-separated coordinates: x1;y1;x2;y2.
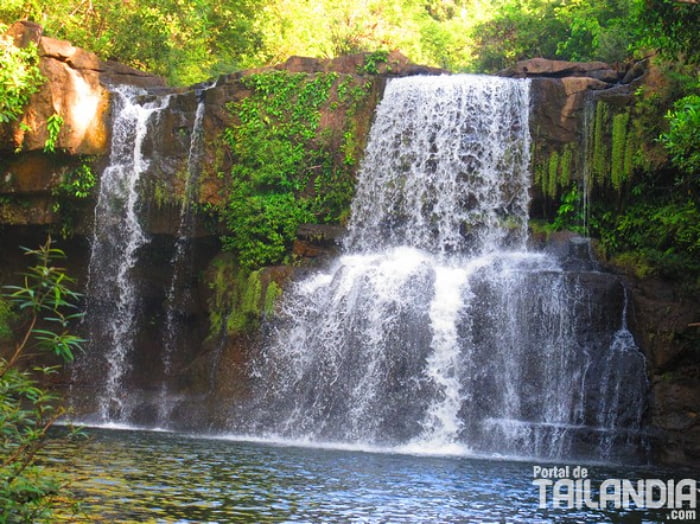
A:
42;428;694;523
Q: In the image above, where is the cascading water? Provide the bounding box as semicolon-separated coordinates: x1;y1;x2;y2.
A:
344;75;530;254
239;74;648;461
82;85;171;423
156;86;208;426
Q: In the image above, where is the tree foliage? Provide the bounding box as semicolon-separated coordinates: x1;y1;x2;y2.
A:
2;0;699;83
1;238;85;522
659;93;700;175
635;0;700;63
1;0;264;85
0;22;44;123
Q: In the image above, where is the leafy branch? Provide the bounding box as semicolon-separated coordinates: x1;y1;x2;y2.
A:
43;113;65;153
1;237;85;522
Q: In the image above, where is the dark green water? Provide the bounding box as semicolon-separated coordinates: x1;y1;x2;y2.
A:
41;427;697;523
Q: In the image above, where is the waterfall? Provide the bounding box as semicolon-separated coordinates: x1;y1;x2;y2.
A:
240;74;648;460
83;85;171;423
156;86;208;426
582;97;595;237
344;75;531;254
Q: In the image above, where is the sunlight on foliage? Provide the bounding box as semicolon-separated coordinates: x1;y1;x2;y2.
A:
0;24;44;123
660;93;700;175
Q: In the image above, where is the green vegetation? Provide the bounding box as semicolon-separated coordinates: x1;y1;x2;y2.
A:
592;195;700;282
218;70;371;269
1;2;262;86
207;254;282;337
0;22;44;123
0;0;674;85
50;159;97;238
545;85;700;288
42;113;64;153
635;0;700;63
659;93;700;176
534;144;576;199
534;0;699;289
359;50;390;75
1;239;85;522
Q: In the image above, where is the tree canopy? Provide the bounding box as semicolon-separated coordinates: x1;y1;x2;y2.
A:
2;0;696;85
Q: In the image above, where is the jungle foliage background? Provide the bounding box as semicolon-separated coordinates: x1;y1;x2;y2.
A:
0;1;699;520
0;0;696;85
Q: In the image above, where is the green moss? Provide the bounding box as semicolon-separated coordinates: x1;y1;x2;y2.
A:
623;131;635;180
592;101;609;185
535;143;576;199
610;251;656;279
207;255;284;337
263;280;282;315
559;144;573;188
611;111;630;190
534;155;546;193
528;218;554;237
583;101;638;193
546;150;559;198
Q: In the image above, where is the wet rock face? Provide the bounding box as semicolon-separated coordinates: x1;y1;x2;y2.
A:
0;21;165;227
627;277;700;465
510;59;633;194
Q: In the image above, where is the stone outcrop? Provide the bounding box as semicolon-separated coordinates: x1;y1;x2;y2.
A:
514;57;700;466
501;57;644;217
2;21;163;156
626;276;700;464
500;57;622;81
276;51;447;77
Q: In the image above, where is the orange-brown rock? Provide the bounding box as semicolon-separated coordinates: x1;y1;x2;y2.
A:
2;21;164;156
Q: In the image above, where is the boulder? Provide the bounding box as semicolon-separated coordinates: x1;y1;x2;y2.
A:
277;50;447;77
1;21;164;157
500;57;622;83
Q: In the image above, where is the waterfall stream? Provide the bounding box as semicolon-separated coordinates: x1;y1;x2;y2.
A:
239;75;648;460
156;87;208;426
82;86;171;423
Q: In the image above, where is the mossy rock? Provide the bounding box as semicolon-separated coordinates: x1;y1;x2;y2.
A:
205;253;292;338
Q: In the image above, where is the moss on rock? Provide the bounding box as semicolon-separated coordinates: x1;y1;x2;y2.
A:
206;253;290;338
